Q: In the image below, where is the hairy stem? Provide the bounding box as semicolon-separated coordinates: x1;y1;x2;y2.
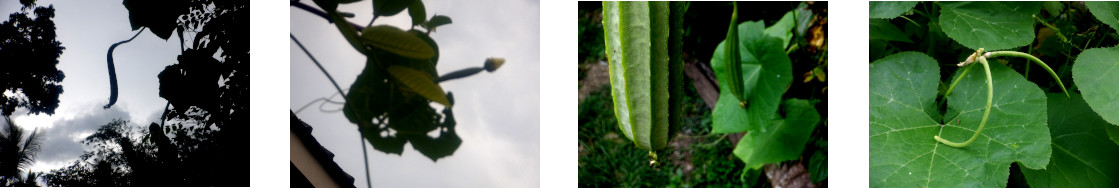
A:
935;57;993;148
984;51;1069;99
1033;14;1082;51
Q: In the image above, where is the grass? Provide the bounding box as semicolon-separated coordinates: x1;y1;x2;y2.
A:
578;82;760;187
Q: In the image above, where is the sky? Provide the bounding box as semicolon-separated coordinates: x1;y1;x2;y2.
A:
1;0;185;173
290;0;540;187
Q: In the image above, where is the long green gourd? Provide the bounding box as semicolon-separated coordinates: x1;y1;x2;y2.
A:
602;1;684;154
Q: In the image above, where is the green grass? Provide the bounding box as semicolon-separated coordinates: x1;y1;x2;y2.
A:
578;83;759;187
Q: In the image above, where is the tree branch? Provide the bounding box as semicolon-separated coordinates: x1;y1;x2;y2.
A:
291;1;366;31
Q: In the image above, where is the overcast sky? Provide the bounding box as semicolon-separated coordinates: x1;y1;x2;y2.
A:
2;0;184;173
290;0;540;187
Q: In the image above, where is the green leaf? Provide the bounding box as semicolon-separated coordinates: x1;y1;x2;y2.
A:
423;15;453;31
809;140;828;183
1110;125;1119;146
1086;2;1119;32
733;99;819;169
1072;46;1119;126
361;25;436;59
387;99;438;134
373;0;415;16
386;66;450;107
763;11;796;49
343;59;393;125
1043;1;1064;17
409;30;439;64
938;2;1041;51
1018;93;1119;188
870;52;1051;187
869;19;913;43
710;21;793;133
408;0;426;26
122;0;188;40
329;11;369;54
869;1;918;19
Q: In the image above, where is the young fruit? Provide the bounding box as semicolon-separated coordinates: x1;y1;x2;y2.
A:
602;1;683;151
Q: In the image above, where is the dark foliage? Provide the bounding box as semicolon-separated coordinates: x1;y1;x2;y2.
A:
42;0;248;186
0;2;64;116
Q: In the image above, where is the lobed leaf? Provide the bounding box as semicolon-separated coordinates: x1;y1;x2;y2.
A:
710;21;793;133
1071;46;1119;126
869;1;918;19
763;11;796;49
733;99;820;169
869;52;1051;187
1019;93;1119;188
938;1;1041;51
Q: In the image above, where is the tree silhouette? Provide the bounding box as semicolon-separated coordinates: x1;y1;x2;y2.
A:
44;0;248;186
0;116;43;186
0;0;64;116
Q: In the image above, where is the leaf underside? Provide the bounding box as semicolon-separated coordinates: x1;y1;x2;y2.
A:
869;52;1051;187
1019;93;1119;188
361;25;436;59
710;21;793;134
386;66;449;107
938;1;1041;51
1071;47;1119;126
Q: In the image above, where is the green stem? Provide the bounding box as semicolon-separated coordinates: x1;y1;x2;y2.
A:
935;57;993;148
944;63;973;96
985;51;1070;99
1033;14;1082;51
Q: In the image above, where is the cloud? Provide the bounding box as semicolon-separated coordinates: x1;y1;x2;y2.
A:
32;104;132;168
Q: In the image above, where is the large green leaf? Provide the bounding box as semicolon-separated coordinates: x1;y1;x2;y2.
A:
710;21;793;133
1019;93;1119;188
1110;125;1119;146
869;52;1051;187
1086;2;1119;32
386;66;450;107
733;99;819;169
763;11;796;49
869;19;913;43
869;1;917;19
1072;47;1119;126
938;2;1041;51
361;25;436;59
